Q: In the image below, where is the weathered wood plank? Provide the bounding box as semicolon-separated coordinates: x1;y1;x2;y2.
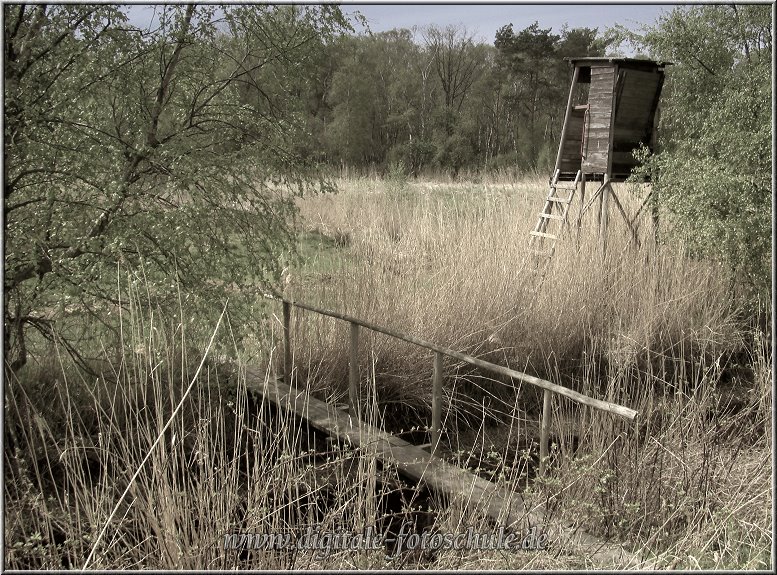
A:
539;389;552;476
248;376;528;527
618;92;657;105
587;122;613;131
583;158;609;173
559;161;582;174
553;65;581;175
246;374;641;567
584;150;609;161
590;67;615;78
553;184;578;192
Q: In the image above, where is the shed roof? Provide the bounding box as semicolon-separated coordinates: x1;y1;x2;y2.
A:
566;56;672;67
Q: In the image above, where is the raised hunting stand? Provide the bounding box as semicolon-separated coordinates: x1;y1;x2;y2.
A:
530;57;670;257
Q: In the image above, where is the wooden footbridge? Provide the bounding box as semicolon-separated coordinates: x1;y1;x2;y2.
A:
252;295;646;566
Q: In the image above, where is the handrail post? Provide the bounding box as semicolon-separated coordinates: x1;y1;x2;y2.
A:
431;352;443;455
349;322;360;418
283;300;292;386
539;389;552;476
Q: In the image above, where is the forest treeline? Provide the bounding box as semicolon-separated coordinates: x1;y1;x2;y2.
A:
3;4;771;374
288;22;612;177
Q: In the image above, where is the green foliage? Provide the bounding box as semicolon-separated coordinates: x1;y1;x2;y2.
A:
3;4;350;371
387;139;437;177
627;5;772;306
385;159;411;198
321;29;428;169
494;22;611;169
312;22;611;176
434;133;474;178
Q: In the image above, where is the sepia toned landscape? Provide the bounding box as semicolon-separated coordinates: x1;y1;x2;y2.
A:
3;3;772;570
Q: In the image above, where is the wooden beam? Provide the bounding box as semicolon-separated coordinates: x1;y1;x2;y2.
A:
609;188;640;245
268;296;638;421
431;351;443;455
600;176;611;256
283;300;292;386
246;375;642;567
539;389;552;476
606;65;620;177
629;188;653;232
252;376;527;527
349;322;360;416
554;65;580;175
577;172;587;229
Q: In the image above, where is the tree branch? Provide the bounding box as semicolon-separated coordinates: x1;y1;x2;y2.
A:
146;4;195;148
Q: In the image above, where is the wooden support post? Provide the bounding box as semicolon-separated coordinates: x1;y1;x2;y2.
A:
600;174;611;256
283;300;292;386
349;322;360;417
629;189;653;231
609;188;640;246
431;351;443;454
596;185;603;230
539;388;552;476
651;185;660;244
577;172;586;231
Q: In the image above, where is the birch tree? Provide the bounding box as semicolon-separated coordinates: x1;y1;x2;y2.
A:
4;4;350;372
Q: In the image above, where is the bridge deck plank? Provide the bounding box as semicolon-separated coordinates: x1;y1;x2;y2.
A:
249;377;527;526
246;376;641;567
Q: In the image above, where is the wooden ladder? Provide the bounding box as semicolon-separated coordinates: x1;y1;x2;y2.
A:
529;169;581;259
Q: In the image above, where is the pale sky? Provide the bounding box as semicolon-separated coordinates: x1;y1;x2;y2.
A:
123;2;680;44
342;2;678;43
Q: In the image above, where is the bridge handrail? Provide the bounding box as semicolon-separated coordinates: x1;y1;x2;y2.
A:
267;294;637;472
272;295;636;420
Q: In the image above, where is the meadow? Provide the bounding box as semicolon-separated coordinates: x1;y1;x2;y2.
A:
3;174;771;569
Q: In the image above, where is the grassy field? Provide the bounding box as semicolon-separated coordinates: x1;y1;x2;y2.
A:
4;175;772;569
288;174;772;567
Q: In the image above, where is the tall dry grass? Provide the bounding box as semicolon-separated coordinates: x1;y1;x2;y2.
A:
3;175;771;569
4;297;593;570
290;176;742;414
284;174;772;567
4;281;452;569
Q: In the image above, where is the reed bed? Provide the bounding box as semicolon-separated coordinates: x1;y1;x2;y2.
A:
284;174;771;567
4;175;771;569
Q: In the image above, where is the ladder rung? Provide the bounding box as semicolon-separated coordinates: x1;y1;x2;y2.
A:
553;185;577;191
548;197;572;203
540;213;564;221
530;231;557;240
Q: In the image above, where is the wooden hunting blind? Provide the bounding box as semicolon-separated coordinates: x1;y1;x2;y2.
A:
557;57;668;182
530;57;670;259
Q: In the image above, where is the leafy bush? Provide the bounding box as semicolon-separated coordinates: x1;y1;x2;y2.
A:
628;5;772;307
